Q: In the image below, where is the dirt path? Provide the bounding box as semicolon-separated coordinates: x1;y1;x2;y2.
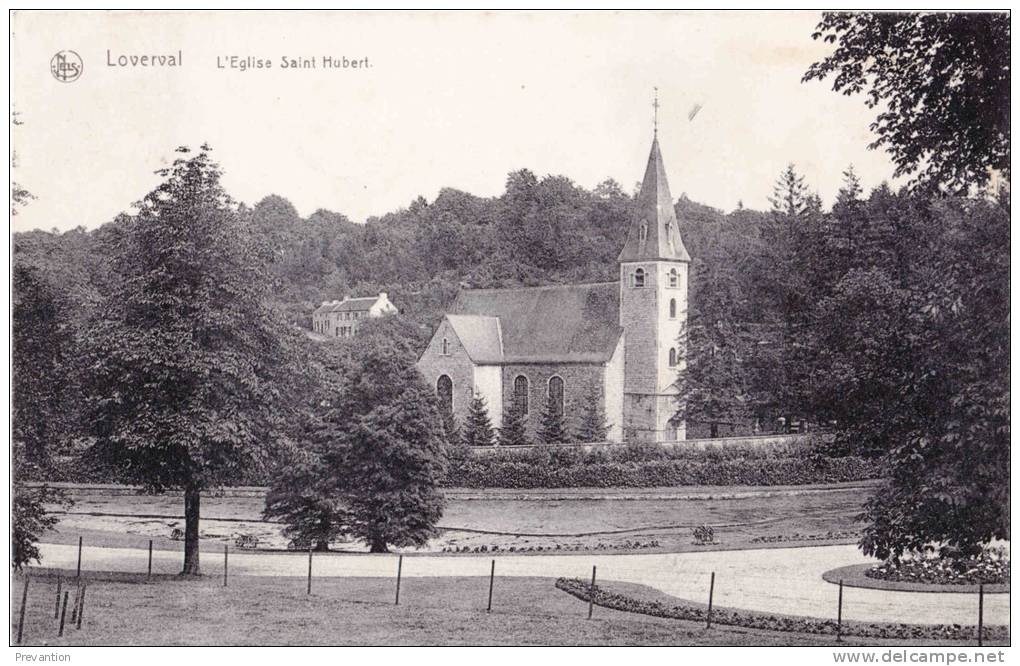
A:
35;541;1008;627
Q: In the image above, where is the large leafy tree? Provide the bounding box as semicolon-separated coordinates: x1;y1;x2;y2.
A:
804;12;1010;192
12;263;78;466
322;328;447;552
810;189;1009;560
84;145;296;574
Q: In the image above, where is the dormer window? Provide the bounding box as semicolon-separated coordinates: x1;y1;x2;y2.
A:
669;268;679;289
632;267;646;288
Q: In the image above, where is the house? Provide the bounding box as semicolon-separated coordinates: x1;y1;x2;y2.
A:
312;292;398;338
417;133;690;442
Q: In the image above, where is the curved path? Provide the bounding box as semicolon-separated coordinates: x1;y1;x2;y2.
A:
37;541;1007;626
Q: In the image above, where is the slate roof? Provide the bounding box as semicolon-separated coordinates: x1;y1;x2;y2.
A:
313;296;379;315
618;136;691;263
445;315;504;364
449;282;622;364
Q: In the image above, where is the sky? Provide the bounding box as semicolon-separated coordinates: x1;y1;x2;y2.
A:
11;10;901;233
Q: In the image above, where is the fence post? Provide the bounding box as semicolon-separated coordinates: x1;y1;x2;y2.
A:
58;590;69;637
54;575;62;619
147;540;153;579
836;579;844;642
70;583;81;623
75;584;87;630
76;536;83;579
307;548;313;595
978;583;984;647
706;571;715;629
486;559;495;612
223;545;228;587
16;576;30;645
587;565;597;620
395;555;403;605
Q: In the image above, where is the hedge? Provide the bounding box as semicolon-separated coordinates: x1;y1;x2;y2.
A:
443;445;879;488
555;578;1008;642
32;440;882;489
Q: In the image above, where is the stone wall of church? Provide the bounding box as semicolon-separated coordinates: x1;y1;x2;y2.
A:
416;318;475;425
500;363;603;441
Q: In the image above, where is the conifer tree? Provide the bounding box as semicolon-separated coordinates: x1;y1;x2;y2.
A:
537;394;568;445
440;410;461;449
461;394;495;447
497;402;529;447
575;385;610;442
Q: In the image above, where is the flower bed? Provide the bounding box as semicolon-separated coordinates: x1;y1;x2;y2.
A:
554;578;1008;642
441;539;661;554
866;550;1010;586
752;530;857;544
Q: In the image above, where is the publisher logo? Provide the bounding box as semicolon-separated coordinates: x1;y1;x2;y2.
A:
51;50;83;82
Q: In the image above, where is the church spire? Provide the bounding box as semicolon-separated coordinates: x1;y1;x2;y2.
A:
617;130;691;263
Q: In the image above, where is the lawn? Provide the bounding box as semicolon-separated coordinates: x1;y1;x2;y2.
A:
44;482;873;555
10;570;964;647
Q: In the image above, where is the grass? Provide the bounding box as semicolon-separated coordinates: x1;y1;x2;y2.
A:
9;570;963;647
46;482;870;554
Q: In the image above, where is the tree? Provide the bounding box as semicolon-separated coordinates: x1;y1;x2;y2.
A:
322;326;447;553
804;12;1010;191
84;145;296;575
575;385;610;442
808;190;1009;560
497;402;529;447
440;410;461;448
12;263;78;466
11;446;71;571
263;447;349;551
460;394;495;447
536;394;568;445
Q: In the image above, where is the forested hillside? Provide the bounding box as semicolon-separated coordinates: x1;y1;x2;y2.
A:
13;160;1008;447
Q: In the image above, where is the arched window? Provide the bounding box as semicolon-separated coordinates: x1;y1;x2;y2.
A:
639;222;648;242
441;337;450;355
633;268;645;288
669;298;677;319
669;268;679;288
436;375;453;414
513;375;530;415
548;376;565;417
669;348;677;367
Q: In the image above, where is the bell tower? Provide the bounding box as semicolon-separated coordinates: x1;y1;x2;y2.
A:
618;126;691;442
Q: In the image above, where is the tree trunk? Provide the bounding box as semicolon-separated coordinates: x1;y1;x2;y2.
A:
710;422;719;438
369;536;389;553
314;541;330;552
181;484;201;575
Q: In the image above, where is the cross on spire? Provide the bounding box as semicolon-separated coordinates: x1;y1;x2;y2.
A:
653;87;660;136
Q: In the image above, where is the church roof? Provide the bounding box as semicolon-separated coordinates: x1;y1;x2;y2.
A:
445;315;504;364
449;282;622;364
617;136;691;263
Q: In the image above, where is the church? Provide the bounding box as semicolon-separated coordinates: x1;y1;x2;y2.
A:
416;133;691;443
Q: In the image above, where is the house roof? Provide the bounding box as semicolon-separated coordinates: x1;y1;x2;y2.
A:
313;296;379;315
618;135;691;263
445;315;504;363
449;281;622;363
